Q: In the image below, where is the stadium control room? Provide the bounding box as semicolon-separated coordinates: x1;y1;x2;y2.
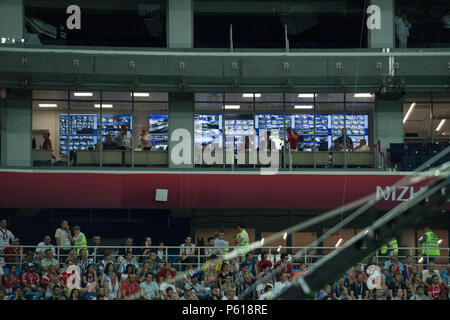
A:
0;0;449;304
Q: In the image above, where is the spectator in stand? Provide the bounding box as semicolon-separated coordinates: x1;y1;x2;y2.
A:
329;139;344;152
42;132;52;150
69;288;81;300
338;287;353;300
402;255;417;279
222;287;239;300
204;285;221;300
273;272;291;294
204;237;215;258
238;273;255;300
243;252;258;279
165;287;178;300
156;242;165;263
404;277;414;299
0;288;7;301
98;251;115;275
257;251;273;272
139;237;155;263
158;262;176;280
41;265;59;299
35;235;56;258
349;272;369;300
102;134;118;150
120;264;136;283
82;264;99;300
159;275;179;300
0;219;14;254
355;139;370;152
347;265;367;285
257;282;273;300
137;261;151;283
214;232;229;256
191;276;205;299
41;249;60;272
11;286;26;300
428;274;445;300
204;261;219;289
22;263;43;294
90;235;104;263
180;284;198;301
97;287;107;300
422;262;442;283
391;288;404;300
256;275;273;299
410;285;428;300
100;263;115;287
371;288;385;300
3;237;24;265
67;249;78;266
218;263;232;287
142;251;159;277
220;273;237;297
411;272;425;295
54;220;73;261
121;274;141;300
4;265;21;294
331;277;346;299
58;259;76;294
118;251;139;277
388;272;407;299
140;273;160;300
316;285;332;300
77;248;97;275
118;237;134;259
179;236;197;270
384;251;403;274
385;264;397;286
276;253;292;279
395;11;412;48
114;124;132;150
441;264;450;292
72;226;88;257
106;271;121;300
256;263;274;284
138;128;152;150
336;128;354;151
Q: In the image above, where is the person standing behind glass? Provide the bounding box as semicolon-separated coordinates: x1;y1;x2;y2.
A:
114;125;132;150
396;11;412;48
138;128;152;150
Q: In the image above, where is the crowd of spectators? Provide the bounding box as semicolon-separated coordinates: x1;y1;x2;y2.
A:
0;219;449;301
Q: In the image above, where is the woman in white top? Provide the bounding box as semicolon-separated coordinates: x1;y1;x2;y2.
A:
396;11;412;48
106;272;121;300
138;128;152;150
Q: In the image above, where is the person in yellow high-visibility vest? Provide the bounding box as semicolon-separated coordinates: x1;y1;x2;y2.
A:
72;226;88;256
380;237;399;258
236;225;250;262
420;226;440;269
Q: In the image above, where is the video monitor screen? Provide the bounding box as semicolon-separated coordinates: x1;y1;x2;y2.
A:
194;114;223;147
102;114;132;140
149;114;168;150
59;114;98;155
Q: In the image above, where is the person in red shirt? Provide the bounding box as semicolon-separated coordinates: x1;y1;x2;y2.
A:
42;132;52;150
41;265;59;293
257;251;273;272
427;275;445;300
276;253;292;278
22;263;44;293
158;262;176;279
121;274;141;300
3;265;21;294
286;127;300;150
3;237;25;264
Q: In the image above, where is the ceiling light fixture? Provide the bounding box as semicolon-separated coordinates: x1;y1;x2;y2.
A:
224;105;240;110
335;238;343;248
297;94;315;98
73;92;93;97
354;93;373;98
94;104;113;108
403;103;416;124
436;119;446;131
131;92;150;97
38;103;58;108
294;105;314;109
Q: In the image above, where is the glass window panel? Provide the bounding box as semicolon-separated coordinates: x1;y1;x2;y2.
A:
225;93;248;102
254;103;283;113
254;93;283;102
404;93;431;103
32;100;69;167
32;90;68;100
70;91;101;101
285;93;315;103
134;103;168;153
345;93;375;103
223;103;253;114
195;93;224;102
195;102;223;113
102;91;132;102
403;102;431;138
433;103;450;138
315;93;344;102
432;93;450;102
133;92;169;102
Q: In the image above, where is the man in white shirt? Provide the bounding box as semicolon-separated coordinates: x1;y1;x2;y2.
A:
54;220;73;261
114;125;132;150
396;11;412;48
213;232;229;256
0;219;14;253
273;272;291;293
356;139;370;152
35;235;56;258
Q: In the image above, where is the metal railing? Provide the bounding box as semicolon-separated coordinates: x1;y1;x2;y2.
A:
2;245;449;274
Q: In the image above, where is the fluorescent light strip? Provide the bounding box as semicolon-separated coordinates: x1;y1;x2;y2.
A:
38;103;57;108
283;232;287;240
260;238;265;246
335;238;343;248
224;105;240;110
131;92;150;97
294;105;314;109
297;94;315;98
438;239;443;245
242;93;261;98
436;119;446;131
354;93;373;98
403;102;416;124
73;92;93;97
94;104;113;108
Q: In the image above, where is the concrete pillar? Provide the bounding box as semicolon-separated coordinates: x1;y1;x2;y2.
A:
167;0;193;48
0;0;24;41
168;92;194;168
368;0;395;49
1;89;32;167
374;98;404;158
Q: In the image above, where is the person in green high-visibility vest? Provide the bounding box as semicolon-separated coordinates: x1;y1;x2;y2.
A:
420;226;440;269
236;225;250;263
380;237;399;260
72;226;88;257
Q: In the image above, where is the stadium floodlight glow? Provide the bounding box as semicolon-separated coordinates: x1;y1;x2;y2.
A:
354;93;373;98
297;94;315;98
261;238;265;246
438;239;443;245
418;257;424;263
131;92;150;97
436;119;446;131
403;103;416;124
38;103;58;108
21;39;24;43
294;105;314;109
224;105;240;110
277;245;282;253
73;92;93;97
242;93;261;98
283;232;287;240
94;104;113;108
1;38;6;44
335;238;343;248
